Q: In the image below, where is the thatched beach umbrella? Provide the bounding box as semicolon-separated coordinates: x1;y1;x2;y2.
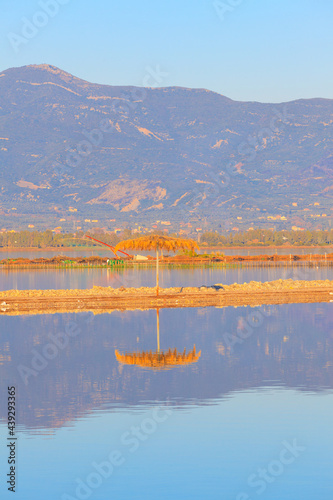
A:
114;235;199;295
115;309;201;369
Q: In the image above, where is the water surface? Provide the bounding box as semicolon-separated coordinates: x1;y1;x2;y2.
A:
1;264;332;291
1;246;332;260
0;303;332;499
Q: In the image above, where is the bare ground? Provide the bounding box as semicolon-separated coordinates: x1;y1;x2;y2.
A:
1;279;333;316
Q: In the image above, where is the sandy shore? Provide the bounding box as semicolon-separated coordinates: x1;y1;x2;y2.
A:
1;279;333;316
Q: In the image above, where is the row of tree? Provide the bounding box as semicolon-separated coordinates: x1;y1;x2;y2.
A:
0;229;175;249
200;229;333;246
0;230;122;249
2;228;333;249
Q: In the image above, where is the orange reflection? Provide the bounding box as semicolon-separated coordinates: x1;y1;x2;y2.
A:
115;308;201;369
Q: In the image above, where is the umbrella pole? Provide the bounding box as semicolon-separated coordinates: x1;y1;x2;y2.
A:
156;308;160;353
156;245;159;296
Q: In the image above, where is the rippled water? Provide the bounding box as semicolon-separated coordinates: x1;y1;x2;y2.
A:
0;302;332;499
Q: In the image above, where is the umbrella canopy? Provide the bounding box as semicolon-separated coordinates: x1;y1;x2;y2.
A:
114;235;199;295
115;235;199;253
115;346;201;369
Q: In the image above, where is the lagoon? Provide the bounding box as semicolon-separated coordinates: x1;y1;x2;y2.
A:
1;245;332;261
0;302;332;499
1;263;333;291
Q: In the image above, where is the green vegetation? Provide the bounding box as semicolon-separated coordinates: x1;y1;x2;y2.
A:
2;228;333;250
200;229;333;247
0;230;121;249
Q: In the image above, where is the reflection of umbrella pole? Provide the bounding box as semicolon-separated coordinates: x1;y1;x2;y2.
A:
156;308;160;353
115;310;201;367
156;245;159;296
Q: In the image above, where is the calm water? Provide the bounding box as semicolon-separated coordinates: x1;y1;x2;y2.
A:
0;246;332;260
0;302;332;499
1;264;333;291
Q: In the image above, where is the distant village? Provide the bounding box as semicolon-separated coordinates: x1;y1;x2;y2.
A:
1;197;332;238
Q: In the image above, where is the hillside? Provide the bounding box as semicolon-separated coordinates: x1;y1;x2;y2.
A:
0;64;333;230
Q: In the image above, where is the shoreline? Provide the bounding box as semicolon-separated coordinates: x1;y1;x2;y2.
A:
0;246;99;252
1;253;333;270
1;279;333;315
200;245;333;250
1;244;333;252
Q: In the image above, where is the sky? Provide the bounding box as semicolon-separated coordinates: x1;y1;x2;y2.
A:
1;0;332;103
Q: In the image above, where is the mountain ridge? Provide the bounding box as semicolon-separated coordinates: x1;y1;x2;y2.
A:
1;64;333;230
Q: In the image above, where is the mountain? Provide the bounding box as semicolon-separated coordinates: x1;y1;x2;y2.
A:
0;64;333;230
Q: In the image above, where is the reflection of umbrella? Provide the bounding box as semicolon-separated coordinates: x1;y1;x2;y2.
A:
115;235;198;295
115;309;201;369
115;346;200;369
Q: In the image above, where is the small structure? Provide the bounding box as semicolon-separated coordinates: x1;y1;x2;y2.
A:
134;255;149;261
115;235;198;295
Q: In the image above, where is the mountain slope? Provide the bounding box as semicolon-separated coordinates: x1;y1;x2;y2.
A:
0;64;333;229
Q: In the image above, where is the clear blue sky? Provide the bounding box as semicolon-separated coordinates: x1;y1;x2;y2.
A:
1;0;332;102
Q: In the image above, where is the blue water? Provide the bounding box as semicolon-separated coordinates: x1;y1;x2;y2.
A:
0;303;332;499
1;264;333;291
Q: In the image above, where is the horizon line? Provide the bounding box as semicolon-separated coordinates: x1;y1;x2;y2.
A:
1;63;332;105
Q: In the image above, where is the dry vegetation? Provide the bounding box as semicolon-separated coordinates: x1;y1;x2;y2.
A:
1;279;333;317
1;279;333;300
1;253;333;269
